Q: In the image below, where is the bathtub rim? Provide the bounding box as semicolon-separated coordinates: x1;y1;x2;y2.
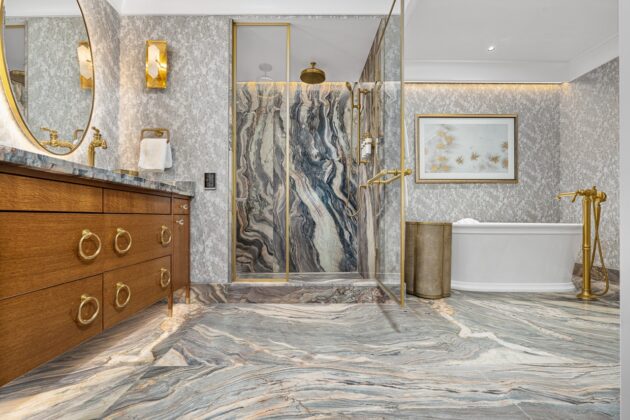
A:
452;222;582;235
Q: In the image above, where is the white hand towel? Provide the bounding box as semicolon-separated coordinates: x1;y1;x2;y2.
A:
138;138;168;172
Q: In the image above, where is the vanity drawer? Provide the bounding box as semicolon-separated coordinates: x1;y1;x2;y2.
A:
102;215;173;271
0;213;105;300
172;198;190;215
103;257;171;329
0;172;102;212
103;189;171;214
0;275;103;386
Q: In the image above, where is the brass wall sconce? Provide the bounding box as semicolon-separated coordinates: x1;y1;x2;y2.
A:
77;41;93;89
146;40;168;89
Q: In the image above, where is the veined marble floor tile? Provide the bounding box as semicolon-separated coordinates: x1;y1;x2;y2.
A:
0;287;619;419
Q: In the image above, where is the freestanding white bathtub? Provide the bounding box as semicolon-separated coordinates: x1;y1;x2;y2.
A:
451;223;582;292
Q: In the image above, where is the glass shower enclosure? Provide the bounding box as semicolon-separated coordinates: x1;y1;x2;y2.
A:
231;0;408;304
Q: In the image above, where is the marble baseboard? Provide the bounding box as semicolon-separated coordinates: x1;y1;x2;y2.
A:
184;283;399;304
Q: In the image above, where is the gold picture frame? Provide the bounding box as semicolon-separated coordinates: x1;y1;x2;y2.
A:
415;114;518;184
146;40;167;89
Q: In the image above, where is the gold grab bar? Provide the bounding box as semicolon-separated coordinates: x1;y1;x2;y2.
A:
556;186;609;300
364;168;412;187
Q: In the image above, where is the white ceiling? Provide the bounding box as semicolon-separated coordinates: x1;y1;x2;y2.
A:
6;0;619;83
236;19;382;83
107;0;397;16
405;0;619;82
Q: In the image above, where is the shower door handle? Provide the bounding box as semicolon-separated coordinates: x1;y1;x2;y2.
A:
365;168;412;186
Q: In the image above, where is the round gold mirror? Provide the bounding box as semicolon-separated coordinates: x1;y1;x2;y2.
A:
0;0;94;155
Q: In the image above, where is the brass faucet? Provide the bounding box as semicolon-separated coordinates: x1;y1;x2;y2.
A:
40;127;75;151
557;186;609;300
87;127;108;167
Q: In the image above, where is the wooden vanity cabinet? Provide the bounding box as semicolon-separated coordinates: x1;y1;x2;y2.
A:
173;212;191;299
0;166;192;386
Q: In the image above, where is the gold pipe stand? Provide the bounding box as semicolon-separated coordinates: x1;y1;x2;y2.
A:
557;186;609;301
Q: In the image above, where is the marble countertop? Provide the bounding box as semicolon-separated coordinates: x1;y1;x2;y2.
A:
0;145;195;197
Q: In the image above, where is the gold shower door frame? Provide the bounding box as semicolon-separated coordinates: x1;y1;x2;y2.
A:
370;0;408;306
231;22;291;283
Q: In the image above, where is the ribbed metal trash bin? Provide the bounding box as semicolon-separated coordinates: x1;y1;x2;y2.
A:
405;222;452;299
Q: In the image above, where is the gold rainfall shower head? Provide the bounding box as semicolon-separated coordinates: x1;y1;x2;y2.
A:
300;62;326;84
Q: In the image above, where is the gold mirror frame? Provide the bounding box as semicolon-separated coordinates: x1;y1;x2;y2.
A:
0;0;95;155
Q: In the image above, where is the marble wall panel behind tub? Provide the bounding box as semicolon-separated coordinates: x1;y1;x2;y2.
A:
0;0;120;169
404;83;563;226
235;82;357;274
560;59;620;269
118;16;231;283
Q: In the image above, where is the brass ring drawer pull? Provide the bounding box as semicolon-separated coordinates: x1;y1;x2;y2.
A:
176;219;184;226
114;228;133;254
181;203;189;210
77;294;100;326
78;229;102;261
160;225;172;246
160;268;171;289
115;282;132;309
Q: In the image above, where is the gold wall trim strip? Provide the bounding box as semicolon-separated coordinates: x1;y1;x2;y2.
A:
231;22;290;283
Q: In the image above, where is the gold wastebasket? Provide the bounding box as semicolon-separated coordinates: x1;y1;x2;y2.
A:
405;222;452;299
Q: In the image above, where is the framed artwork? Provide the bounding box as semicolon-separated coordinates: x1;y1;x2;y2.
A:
415;114;518;183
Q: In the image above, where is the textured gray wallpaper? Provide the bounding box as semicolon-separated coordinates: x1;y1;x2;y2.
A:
77;0;121;170
26;17;91;147
0;0;120;169
560;59;619;269
404;83;563;225
118;16;231;284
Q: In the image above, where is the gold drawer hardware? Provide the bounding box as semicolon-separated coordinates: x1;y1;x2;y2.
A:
160;225;172;246
114;228;133;254
176;219;185;226
78;229;102;261
160;268;171;288
114;282;132;309
180;203;189;210
77;294;100;326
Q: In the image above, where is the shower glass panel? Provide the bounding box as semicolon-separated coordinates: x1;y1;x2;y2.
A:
231;3;406;304
357;0;407;304
232;23;290;282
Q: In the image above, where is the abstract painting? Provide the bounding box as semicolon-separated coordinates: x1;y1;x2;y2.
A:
415;114;518;183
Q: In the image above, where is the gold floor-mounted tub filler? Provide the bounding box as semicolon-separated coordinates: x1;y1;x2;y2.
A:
557;186;609;300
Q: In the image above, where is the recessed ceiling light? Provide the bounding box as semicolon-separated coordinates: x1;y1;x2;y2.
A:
487;45;496;52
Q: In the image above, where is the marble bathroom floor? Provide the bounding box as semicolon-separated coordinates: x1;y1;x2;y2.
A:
0;280;619;419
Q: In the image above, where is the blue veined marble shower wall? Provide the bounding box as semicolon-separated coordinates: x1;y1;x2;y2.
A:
236;83;357;274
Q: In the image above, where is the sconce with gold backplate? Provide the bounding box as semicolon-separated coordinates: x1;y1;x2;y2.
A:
146;40;167;89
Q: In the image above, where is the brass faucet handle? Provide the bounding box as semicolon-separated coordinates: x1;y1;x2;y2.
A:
91;126;102;139
41;127;59;139
556;191;580;202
